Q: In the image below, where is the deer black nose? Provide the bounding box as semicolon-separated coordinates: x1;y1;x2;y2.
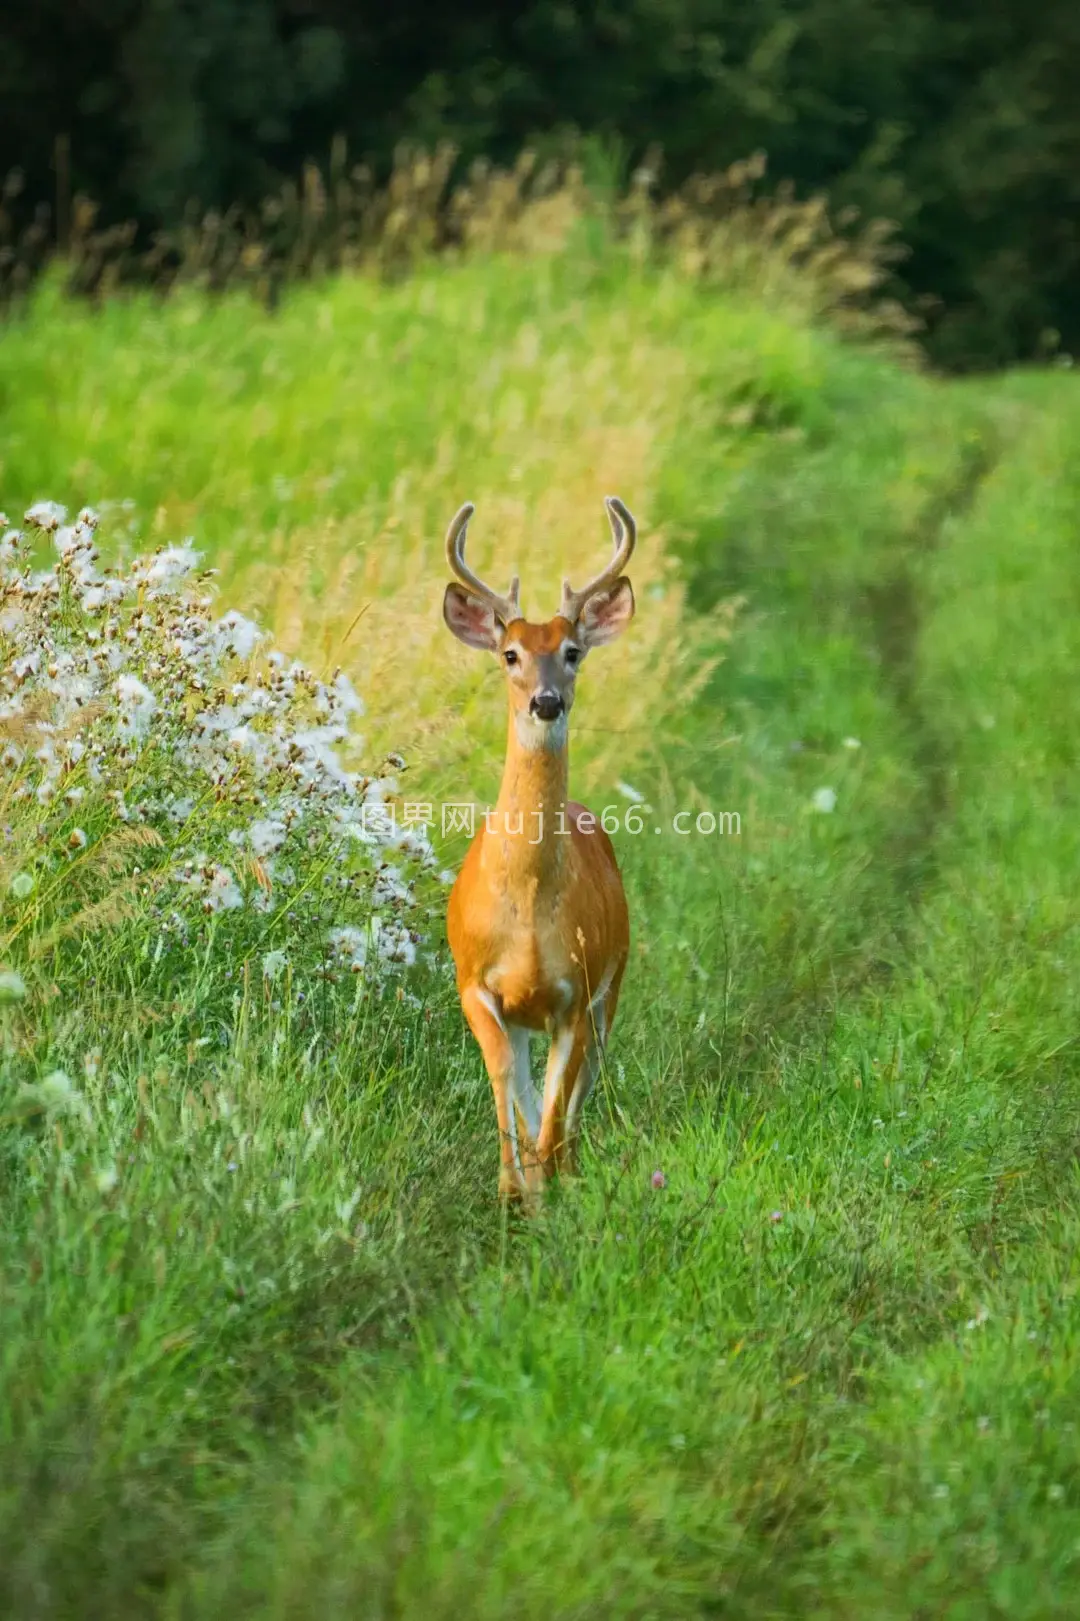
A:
530;690;564;722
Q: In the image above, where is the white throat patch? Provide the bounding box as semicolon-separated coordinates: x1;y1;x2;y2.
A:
514;710;569;753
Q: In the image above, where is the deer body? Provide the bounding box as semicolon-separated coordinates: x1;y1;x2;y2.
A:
442;501;637;1203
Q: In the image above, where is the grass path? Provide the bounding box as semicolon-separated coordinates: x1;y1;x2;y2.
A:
181;378;1080;1619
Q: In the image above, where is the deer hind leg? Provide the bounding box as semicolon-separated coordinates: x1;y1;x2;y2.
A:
460;986;527;1202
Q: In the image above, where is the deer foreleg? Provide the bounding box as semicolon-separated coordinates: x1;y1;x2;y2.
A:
532;1016;589;1187
461;986;525;1201
564;955;625;1171
508;1024;541;1176
564;1037;602;1174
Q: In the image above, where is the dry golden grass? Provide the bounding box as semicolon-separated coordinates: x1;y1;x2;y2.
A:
5;139;918;359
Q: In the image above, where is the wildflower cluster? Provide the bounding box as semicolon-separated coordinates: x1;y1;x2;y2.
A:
1;501;438;986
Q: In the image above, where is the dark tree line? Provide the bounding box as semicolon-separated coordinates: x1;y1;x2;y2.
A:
3;0;1078;367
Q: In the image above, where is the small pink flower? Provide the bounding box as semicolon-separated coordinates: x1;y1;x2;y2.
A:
769;1210;784;1222
651;1170;667;1189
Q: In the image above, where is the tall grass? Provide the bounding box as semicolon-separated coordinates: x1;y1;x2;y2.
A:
1;244;766;813
1;206;1079;1617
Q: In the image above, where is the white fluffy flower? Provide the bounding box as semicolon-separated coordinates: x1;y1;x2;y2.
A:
372;864;412;906
54;525;82;556
332;670;364;716
206;865;243;911
18;1069;90;1122
329;924;368;966
214;610;263;660
372;916;417;966
13;651;41;681
25;500;68;531
248;818;286;857
0;969;27;1004
329;917;416;971
144;543;201;588
114;673;157;739
261;949;288;982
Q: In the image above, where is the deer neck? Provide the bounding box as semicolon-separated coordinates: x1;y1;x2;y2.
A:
486;709;570;887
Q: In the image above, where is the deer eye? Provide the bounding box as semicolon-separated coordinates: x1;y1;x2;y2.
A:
565;646;581;666
504;649;519;666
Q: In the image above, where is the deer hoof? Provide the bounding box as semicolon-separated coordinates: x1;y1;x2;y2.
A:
498;1168;527;1203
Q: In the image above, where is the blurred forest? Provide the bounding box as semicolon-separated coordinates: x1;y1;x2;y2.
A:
2;0;1077;369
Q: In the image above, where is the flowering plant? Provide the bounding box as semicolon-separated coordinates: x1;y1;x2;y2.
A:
0;501;440;1006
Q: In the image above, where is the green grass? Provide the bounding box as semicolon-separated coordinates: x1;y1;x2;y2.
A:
2;240;1080;1617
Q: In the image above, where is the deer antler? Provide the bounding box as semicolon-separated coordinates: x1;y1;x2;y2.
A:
445;503;521;625
560;496;637;623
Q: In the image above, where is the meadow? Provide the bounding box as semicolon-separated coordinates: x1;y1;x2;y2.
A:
1;205;1079;1618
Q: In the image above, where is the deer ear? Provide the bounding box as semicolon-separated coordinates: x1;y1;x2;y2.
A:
578;577;634;648
443;583;502;652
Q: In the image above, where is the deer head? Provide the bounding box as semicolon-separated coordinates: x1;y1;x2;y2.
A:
442;497;637;747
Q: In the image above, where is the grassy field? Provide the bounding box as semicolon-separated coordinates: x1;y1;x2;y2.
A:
1;228;1079;1618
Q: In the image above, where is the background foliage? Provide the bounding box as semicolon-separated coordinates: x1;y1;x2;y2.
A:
2;0;1078;368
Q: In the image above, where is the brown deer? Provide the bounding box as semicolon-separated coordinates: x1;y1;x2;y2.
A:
442;497;636;1205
